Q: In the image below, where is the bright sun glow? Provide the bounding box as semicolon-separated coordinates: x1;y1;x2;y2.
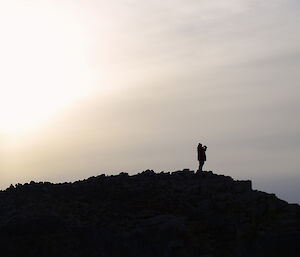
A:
0;2;97;135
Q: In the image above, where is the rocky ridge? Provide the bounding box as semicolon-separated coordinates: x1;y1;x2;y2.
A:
0;169;299;257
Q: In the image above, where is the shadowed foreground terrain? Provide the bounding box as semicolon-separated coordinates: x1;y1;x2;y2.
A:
0;169;299;257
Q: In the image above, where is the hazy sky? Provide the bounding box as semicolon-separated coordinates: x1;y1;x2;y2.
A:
1;0;299;203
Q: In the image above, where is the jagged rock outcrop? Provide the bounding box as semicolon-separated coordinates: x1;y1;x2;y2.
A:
0;169;299;257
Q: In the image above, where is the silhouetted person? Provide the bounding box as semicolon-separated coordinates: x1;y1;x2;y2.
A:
197;143;207;171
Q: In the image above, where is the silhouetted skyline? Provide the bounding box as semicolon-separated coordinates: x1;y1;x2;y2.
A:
0;0;299;203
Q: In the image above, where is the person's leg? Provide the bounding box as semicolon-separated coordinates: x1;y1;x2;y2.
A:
198;161;204;171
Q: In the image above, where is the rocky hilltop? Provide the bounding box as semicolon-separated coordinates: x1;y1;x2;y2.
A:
0;169;299;257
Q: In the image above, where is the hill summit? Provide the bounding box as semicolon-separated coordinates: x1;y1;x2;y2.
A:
1;169;299;257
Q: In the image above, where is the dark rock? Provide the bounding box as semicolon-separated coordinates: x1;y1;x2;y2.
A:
0;169;299;257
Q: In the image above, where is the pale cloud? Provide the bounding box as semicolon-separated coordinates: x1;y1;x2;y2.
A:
84;0;300;84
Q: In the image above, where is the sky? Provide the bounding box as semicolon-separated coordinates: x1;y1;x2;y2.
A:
0;0;299;203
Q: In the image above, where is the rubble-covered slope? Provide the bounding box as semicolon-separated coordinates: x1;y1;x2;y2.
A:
0;169;299;257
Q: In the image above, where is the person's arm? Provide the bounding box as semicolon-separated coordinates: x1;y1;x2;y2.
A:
203;146;207;151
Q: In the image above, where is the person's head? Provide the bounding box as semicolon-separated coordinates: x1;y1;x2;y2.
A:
198;143;202;147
